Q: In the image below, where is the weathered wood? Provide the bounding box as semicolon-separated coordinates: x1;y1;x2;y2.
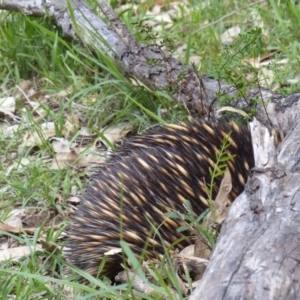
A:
190;118;300;299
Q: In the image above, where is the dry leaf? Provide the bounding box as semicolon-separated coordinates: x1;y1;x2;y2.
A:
258;67;274;86
0;222;36;234
221;26;241;45
287;75;300;84
194;238;211;260
19;122;56;149
0;124;24;138
67;196;81;204
5;158;31;176
63;115;80;137
40;240;61;255
51;138;73;153
189;55;201;67
3;208;25;228
0;96;16;113
206;169;232;225
100;123;133;147
51;149;106;169
250;9;267;36
13;79;34;99
50;84;76;98
78;127;93;137
173;245;209;282
0;245;42;262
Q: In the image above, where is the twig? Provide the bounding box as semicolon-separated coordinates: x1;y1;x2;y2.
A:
97;0;140;51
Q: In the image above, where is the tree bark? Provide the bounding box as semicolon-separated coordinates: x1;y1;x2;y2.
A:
0;0;288;123
1;1;300;298
191;117;300;299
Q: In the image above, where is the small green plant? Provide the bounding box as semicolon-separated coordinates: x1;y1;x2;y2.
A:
212;28;265;105
206;132;235;219
164;132;235;250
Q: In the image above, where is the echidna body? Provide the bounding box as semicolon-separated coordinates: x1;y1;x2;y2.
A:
66;121;254;277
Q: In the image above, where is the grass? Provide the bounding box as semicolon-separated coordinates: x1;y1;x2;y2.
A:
0;0;300;298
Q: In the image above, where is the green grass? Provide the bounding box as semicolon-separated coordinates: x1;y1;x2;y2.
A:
0;0;300;298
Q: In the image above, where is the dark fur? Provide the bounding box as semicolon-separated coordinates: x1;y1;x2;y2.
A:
66;121;254;277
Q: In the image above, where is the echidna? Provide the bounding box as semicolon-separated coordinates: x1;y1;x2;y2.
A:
65;121;254;278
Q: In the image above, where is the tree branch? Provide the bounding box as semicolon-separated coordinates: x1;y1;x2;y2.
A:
0;0;289;120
